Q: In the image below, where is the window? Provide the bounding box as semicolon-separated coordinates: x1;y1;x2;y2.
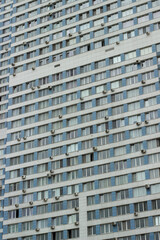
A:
125;51;136;60
138;25;150;35
126;75;138;85
96;97;108;106
123;19;134;28
83;181;95;191
144;97;156;107
133;187;146;197
80;2;89;9
8;224;18;233
95;60;105;69
128;101;140;111
108;24;119;33
109;35;120;44
23;194;33;203
22;207;33;217
113;132;125;142
143;84;156;94
138;15;149;23
108;13;118;22
112;118;125;129
146;110;158;121
82;140;92;150
111;80;122;90
81;101;92;110
110;67;122;76
111;92;123;102
117;220;131;231
82;126;93;136
130;129;142;138
135;201;148;213
116;189;129;200
126;63;137;73
135;217;148;228
37;219;48;229
133;171;145;182
153;10;160;19
122;8;133;17
115;175;128;185
148;153;160;164
80;64;91;73
37;190;48;201
141;46;152;56
112;105;124;115
97;122;108;132
114;146;126;156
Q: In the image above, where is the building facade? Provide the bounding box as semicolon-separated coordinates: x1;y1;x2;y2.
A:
1;0;160;239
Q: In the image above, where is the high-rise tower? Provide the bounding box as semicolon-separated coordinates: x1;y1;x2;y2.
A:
1;0;160;240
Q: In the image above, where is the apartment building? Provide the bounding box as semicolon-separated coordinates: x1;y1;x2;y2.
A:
1;0;160;239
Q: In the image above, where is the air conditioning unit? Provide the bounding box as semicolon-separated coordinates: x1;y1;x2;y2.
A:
17;137;21;141
50;156;53;160
68;33;72;37
55;196;60;200
31;86;35;90
37;85;41;89
47;173;52;178
22;175;26;180
75;207;79;211
23;136;27;140
112;222;116;226
105;116;109;120
136;122;141;126
45;40;49;44
145;184;150;189
35;228;40;232
141;149;146;154
5;48;8;51
48;85;52;90
75;222;79;226
116;41;119;45
50;169;54;174
29;201;33;205
78;31;81;34
74;192;79;197
13;73;16;76
80;97;84;101
32;67;35;70
136;60;141;64
101;23;104;26
145;120;149;124
51;225;55;230
141;80;146;84
23;42;27;45
93;146;97;151
22;189;26;193
111;88;115;92
58;114;62;119
105;129;109;133
146;31;150;36
15;204;19;208
43;198;48;202
51;129;55;134
65;153;69;156
102;90;107;94
134;212;138;216
11;63;15;66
